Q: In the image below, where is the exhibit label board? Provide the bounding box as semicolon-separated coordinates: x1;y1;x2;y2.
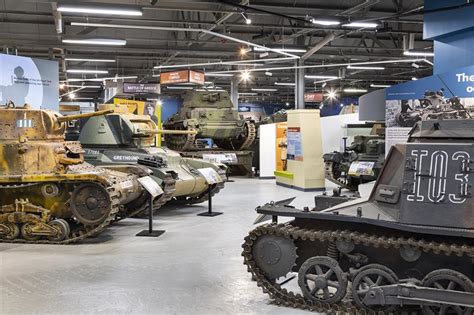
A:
0;54;59;109
160;70;204;85
385;64;474;152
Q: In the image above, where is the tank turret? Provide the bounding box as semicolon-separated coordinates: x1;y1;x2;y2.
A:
0;104;150;244
78;109;227;212
243;118;474;313
163;90;256;151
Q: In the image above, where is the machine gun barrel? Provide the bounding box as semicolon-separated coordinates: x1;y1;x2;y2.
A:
141;129;198;135
56;109;114;123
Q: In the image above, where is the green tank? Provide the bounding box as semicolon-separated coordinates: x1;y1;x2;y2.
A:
0;103;149;244
163;91;256;151
77;105;227;212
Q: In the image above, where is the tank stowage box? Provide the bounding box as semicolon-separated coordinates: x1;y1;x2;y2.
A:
78;107;227;212
163;91;256;151
243;118;474;313
0;103;150;244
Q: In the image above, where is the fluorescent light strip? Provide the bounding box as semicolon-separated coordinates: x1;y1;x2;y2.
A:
412;77;418;81
251;88;278;92
347;65;385;70
64;85;102;88
62;38;126;46
196;89;226;92
65;58;115;63
311;19;341;26
274;82;295;86
66;76;137;82
305;75;339;79
343;22;378;28
370;84;391;88
403;50;434;57
205;73;234;77
239;93;258;96
66;69;109;74
253;47;307;53
166;86;194;90
57;5;142;16
343;88;368;93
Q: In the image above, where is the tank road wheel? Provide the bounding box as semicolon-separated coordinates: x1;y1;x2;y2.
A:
421;269;474;315
352;264;399;313
70;183;112;226
47;219;70;242
2;223;20;240
252;235;297;280
298;256;348;304
21;222;40;241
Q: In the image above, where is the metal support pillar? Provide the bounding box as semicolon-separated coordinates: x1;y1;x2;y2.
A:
230;74;239;109
295;60;305;109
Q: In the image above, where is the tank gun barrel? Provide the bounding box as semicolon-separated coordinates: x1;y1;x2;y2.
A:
140;129;198;135
56;109;114;123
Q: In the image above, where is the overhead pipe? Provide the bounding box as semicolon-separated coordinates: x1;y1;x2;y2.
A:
153;56;298;69
70;22;300;59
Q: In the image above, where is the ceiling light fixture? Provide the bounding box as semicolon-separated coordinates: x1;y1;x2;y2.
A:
65;58;116;63
251;88;278;92
305;75;339;79
62;38;126;46
241;12;252;25
343;88;368;93
310;18;341;26
412;77;418;81
66;75;137;82
205;73;234;77
327;90;337;100
166;86;195;90
64;85;102;89
239;92;258;96
370;84;391;88
66;69;109;74
265;71;273;76
411;63;420;68
57;4;142;16
403;50;434;57
321;82;327;88
343;22;378;28
253;47;307;53
68;93;76;99
274;82;295;86
347;65;385;70
241;70;251;81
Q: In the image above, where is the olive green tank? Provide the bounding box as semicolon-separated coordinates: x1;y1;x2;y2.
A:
77;105;227;210
163;91;256;151
0;103;150;244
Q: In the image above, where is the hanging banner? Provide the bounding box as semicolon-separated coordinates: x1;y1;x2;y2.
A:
304;92;323;103
0;54;59;110
287;127;303;161
385;64;474;153
160;70;204;85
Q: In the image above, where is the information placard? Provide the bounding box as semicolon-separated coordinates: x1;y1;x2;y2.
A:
202;153;237;164
287;127;303;161
197;168;223;184
138;176;164;198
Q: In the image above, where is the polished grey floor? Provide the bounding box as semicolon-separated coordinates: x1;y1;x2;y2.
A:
0;178;323;314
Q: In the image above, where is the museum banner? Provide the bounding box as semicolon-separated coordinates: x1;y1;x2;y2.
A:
385;64;474;153
0;54;59;110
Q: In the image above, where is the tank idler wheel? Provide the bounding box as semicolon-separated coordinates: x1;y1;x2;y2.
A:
21;222;40;241
47;219;71;242
298;256;348;304
352;264;399;313
421;269;474;315
2;223;20;240
252;235;297;280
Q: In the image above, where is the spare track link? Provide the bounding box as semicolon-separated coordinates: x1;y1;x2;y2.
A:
0;182;121;245
242;223;474;314
239;120;257;150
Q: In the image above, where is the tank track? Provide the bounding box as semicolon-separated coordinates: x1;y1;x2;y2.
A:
124;173;176;219
242;223;474;314
0;182;121;245
324;160;356;191
164;125;197;151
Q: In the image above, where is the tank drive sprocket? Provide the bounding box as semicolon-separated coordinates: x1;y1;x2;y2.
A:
70;182;113;226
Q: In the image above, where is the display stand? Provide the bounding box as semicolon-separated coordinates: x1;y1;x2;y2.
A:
136;193;165;237
135;176;165;238
197;186;223;217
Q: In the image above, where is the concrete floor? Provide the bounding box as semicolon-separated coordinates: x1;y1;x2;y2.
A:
0;178;323;314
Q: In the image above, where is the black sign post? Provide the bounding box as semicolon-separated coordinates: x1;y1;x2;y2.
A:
197;186;223;217
136;176;165;238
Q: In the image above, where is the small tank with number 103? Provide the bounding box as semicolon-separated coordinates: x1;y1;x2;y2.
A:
0;103;152;244
77;104;227;213
243;118;474;314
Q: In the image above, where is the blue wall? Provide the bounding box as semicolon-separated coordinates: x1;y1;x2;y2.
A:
161;96;182;121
